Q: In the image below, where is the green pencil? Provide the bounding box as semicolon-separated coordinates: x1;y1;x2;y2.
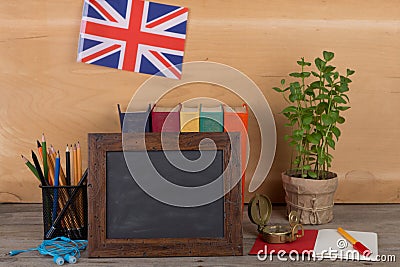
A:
42;133;48;184
21;155;41;182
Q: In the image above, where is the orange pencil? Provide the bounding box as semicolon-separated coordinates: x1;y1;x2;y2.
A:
37;140;43;160
47;149;55;186
73;144;78;185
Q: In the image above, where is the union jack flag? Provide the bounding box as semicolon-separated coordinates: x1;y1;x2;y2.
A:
77;0;188;79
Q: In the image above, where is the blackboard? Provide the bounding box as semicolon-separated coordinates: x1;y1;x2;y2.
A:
106;150;224;239
88;132;242;257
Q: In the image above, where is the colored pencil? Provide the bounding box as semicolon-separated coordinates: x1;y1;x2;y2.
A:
52;151;61;223
37;140;43;160
50;145;67;186
73;144;78;185
47;149;55;186
31;150;47;186
42;134;48;184
65;145;71;186
77;141;82;181
21;155;41;183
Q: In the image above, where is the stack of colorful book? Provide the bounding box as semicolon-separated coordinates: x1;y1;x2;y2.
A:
117;103;248;203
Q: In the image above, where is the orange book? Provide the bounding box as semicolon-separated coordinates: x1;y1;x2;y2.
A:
223;104;248;207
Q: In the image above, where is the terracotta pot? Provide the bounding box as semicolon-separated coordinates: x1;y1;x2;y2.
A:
281;172;338;225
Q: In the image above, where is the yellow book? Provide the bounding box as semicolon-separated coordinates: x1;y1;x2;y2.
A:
180;105;200;132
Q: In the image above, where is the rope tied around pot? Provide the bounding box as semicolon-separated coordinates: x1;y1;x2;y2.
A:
286;197;334;224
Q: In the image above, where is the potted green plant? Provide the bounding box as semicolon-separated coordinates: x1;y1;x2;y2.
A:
273;51;355;224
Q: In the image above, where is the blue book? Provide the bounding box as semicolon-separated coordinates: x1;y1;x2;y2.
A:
117;104;151;132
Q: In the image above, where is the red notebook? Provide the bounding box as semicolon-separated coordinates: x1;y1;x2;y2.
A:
151;104;181;132
249;230;318;255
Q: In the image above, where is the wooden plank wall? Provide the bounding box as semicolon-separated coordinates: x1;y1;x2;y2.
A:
0;0;399;203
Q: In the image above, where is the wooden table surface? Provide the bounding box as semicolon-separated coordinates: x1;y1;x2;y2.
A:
0;203;399;266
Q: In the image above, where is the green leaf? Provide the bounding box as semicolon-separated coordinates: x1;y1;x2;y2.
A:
330;111;339;122
308;171;318;179
316;102;328;115
315;94;330;100
324;65;336;73
293;129;304;137
303;165;311;171
311;71;320;78
333;72;339;80
333;95;347;104
302;72;311;78
323;51;334;62
322;114;335;125
289;72;302;78
327;137;336;149
347;69;355;76
316;124;325;131
337;106;351;111
315;57;326;71
273;87;283;93
341;94;350;103
302;116;313;125
281;79;285;85
331;126;341;140
325;74;333;84
337;84;349;93
337;116;346;124
307;135;319;145
282;106;297;113
289;141;297;147
284;134;291;141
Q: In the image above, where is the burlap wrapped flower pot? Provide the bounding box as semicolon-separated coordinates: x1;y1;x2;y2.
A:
282;172;338;225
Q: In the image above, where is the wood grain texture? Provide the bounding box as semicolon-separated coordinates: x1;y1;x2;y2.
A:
87;132;242;257
1;203;399;266
0;0;399;203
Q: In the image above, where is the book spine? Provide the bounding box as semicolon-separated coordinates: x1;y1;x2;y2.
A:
152;112;180;132
200;112;224;132
180;112;199;132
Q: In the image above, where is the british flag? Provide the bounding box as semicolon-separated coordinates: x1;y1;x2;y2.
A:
77;0;188;79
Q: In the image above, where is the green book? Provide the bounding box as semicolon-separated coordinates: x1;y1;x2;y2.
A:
200;104;224;132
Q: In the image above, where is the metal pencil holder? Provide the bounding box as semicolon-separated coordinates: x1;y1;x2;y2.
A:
40;185;87;240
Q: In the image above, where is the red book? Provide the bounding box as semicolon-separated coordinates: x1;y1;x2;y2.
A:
223;104;248;206
151;104;182;132
249;230;319;255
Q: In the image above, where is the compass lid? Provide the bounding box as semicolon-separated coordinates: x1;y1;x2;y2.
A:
248;194;272;227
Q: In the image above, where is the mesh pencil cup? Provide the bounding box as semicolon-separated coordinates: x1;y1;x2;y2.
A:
40;185;87;240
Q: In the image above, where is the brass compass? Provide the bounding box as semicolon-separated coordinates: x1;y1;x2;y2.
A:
248;194;304;243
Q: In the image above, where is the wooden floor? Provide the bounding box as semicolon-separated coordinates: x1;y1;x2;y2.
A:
0;204;399;266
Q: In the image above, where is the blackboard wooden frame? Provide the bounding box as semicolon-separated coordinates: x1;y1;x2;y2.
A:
88;132;242;257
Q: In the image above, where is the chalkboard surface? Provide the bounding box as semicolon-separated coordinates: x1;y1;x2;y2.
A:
106;150;224;239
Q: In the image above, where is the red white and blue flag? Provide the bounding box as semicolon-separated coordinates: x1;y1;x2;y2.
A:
77;0;188;79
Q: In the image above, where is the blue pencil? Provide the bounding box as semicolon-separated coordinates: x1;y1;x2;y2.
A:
52;151;60;223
